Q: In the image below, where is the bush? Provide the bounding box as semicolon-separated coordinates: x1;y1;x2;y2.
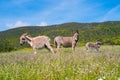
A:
0;39;15;52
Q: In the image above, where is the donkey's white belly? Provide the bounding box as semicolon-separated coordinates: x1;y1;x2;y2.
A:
62;42;72;47
33;42;45;49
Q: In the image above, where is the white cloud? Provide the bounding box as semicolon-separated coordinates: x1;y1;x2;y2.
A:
101;5;120;21
6;21;30;28
37;22;47;26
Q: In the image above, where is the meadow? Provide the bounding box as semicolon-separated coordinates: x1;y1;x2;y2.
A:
0;46;119;80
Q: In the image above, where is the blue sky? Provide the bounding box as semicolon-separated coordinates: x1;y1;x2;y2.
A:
0;0;120;31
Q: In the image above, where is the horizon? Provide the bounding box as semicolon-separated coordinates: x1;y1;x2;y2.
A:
0;0;120;31
1;20;120;32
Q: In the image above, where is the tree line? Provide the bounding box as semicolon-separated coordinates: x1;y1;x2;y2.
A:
0;21;120;52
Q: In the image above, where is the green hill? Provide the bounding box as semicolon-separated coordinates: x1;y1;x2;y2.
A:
0;21;120;52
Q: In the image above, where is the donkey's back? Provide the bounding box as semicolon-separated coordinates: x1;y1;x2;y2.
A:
31;36;51;48
32;36;50;43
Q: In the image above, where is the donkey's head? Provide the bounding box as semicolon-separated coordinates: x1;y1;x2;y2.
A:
20;33;28;45
73;30;79;42
96;40;102;48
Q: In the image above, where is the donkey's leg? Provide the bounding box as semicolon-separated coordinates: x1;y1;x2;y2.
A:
45;44;53;52
45;43;54;54
54;41;60;53
72;45;75;51
48;46;54;54
95;48;99;52
86;46;89;51
33;48;37;54
72;42;76;51
56;43;61;53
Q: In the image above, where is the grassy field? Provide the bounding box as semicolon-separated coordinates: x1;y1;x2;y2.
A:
0;46;119;80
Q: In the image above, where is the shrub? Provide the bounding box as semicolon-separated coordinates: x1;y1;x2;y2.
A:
0;39;15;52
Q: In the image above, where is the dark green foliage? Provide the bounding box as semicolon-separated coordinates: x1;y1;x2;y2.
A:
0;39;16;52
0;21;120;52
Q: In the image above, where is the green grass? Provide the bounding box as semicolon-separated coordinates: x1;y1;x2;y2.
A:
0;46;119;80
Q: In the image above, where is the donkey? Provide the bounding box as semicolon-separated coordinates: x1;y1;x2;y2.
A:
20;33;54;54
54;31;79;52
86;41;102;52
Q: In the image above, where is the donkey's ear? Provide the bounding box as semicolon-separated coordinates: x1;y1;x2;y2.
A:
26;33;29;35
24;32;29;36
75;30;79;33
96;39;102;42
